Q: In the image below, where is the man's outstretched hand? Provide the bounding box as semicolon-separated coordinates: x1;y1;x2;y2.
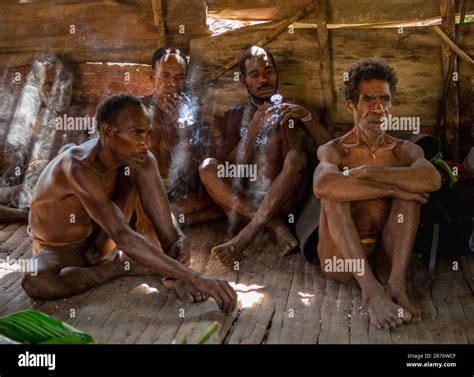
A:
190;275;237;314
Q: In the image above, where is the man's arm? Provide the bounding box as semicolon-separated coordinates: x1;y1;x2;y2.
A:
278;99;333;146
226;107;269;164
349;142;442;193
135;152;189;263
64;155;199;282
313;143;428;203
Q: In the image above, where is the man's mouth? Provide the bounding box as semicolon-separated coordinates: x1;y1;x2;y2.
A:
257;85;273;92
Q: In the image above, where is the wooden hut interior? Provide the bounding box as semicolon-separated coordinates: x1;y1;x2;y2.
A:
0;0;473;344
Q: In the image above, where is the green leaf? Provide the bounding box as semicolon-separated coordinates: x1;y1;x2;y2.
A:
0;310;96;344
39;336;97;344
193;322;219;344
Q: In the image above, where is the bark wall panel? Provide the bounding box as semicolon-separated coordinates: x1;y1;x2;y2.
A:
207;0;474;23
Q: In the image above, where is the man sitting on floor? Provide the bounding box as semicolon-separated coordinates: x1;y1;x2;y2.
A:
199;46;331;267
21;94;237;313
313;58;441;329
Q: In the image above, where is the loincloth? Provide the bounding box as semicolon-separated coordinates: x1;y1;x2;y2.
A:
360;237;379;256
27;225;90;255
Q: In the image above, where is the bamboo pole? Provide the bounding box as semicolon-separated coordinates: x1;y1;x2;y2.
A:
314;0;334;133
434;0;468;160
431;25;474;66
203;3;316;85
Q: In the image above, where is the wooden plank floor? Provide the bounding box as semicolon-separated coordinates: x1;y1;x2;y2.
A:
0;222;473;344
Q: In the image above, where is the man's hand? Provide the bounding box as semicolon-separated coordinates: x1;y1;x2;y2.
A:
166;236;191;266
156;94;180;119
190;275;238;314
348;165;370;179
266;103;311;125
247;104;272;138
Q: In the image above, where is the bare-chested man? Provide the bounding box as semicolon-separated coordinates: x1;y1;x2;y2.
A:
137;47;223;234
21;94;237;313
199;46;331;267
0;53;94;223
313;58;441;329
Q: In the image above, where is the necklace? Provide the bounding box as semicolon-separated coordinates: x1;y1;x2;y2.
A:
356;131;384;159
250;96;265;109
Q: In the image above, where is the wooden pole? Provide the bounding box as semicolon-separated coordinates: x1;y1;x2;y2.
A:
151;0;166;48
314;0;334;133
435;0;468;161
431;25;474;66
203;3;316;85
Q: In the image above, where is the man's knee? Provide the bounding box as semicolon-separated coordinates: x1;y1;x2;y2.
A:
284;149;307;172
21;272;55;300
199;158;218;181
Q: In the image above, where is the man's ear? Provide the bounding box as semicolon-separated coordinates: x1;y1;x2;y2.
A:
239;72;246;86
102;123;116;139
148;66;154;81
345;100;355;114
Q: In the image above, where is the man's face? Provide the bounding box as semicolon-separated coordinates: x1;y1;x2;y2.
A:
151;53;187;96
346;79;392;138
241;54;278;101
108;104;153;166
38;62;73;112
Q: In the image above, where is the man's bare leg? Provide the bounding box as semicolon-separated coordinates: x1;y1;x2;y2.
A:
170;193;225;225
200;150;306;266
318;199;412;329
0;204;28;223
21;244;131;300
22;169;141;300
376;198;422;322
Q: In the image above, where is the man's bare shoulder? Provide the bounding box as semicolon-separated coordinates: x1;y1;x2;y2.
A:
224;102;246;117
59;139;98;174
384;135;425;163
317;138;345;161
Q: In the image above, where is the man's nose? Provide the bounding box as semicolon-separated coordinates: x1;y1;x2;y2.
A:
258;73;269;83
372;99;384;112
140;135;151;150
167;76;178;87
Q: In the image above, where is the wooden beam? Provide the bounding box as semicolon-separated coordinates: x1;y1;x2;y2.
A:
314;0;334;133
435;0;469;160
431;25;474;66
203;3;316;85
151;0;166;47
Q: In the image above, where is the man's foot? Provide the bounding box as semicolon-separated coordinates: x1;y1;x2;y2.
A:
272;222;298;257
211;231;252;267
365;294;410;329
385;284;422;323
162;278;209;302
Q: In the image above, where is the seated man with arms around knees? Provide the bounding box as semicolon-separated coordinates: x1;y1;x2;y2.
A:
22;94;237;313
313;58;441;329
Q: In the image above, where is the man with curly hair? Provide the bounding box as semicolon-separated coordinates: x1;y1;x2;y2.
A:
313;58;441;329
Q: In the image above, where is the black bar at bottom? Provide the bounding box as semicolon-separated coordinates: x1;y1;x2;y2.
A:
0;344;473;377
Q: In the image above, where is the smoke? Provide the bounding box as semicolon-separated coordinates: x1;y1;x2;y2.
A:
1;58;73;210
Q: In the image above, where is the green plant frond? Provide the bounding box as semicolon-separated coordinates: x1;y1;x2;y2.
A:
0;309;96;345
